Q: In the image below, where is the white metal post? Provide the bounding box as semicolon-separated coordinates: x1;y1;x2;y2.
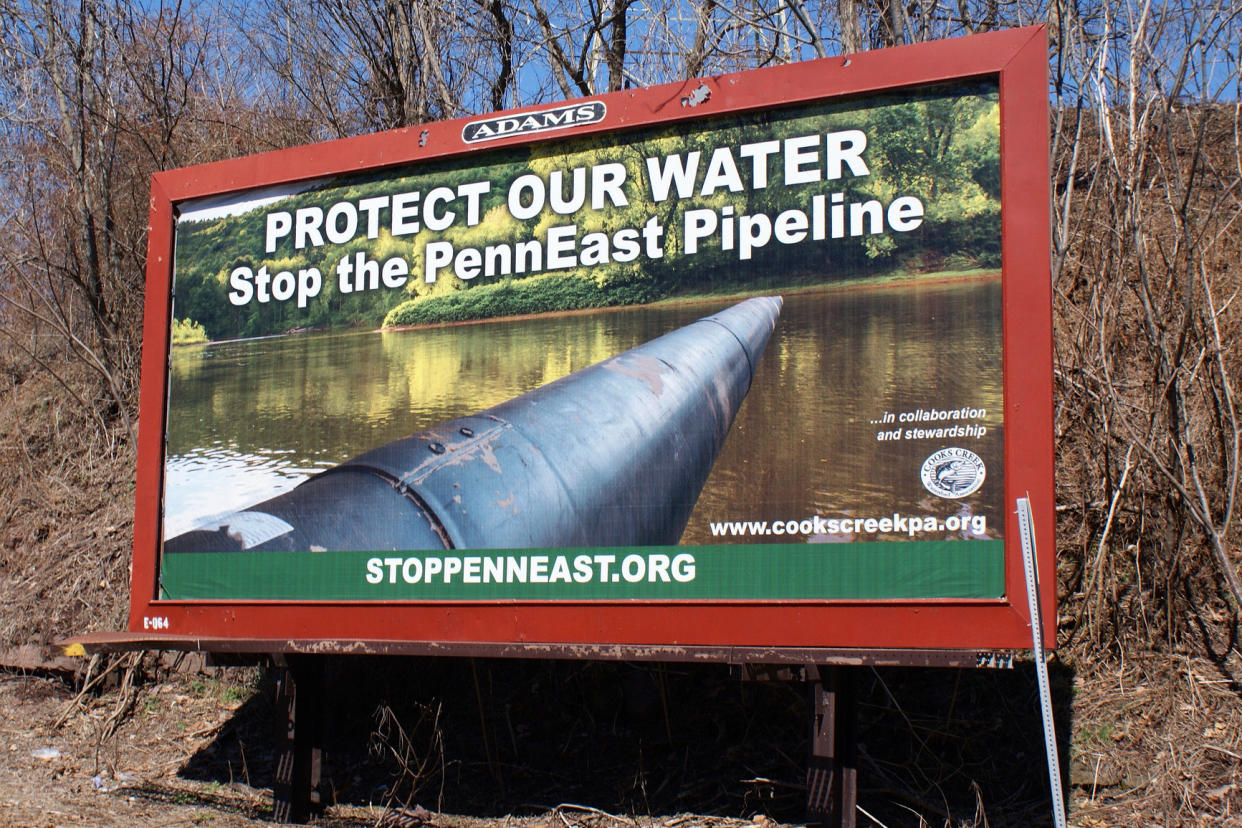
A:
1016;495;1067;828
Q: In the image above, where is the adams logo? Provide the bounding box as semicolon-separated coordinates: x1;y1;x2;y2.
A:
920;447;986;499
463;102;606;143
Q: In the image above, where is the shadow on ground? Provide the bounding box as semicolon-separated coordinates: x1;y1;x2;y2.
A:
180;657;1073;826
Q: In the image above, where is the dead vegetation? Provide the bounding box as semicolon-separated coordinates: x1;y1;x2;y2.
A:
1067;654;1242;826
1052;100;1242;654
0;361;133;649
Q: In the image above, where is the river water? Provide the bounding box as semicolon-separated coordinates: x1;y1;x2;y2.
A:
164;278;1003;544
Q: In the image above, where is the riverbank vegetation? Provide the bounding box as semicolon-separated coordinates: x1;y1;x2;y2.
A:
1;0;1240;825
382;271;664;327
170;318;209;345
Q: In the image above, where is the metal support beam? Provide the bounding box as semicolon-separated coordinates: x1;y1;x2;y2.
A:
59;632;983;668
273;655;325;824
807;666;857;828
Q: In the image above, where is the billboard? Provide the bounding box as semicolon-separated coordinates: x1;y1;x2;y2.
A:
132;26;1052;652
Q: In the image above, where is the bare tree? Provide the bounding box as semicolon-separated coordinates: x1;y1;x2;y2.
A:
0;0;149;436
247;0;520;134
0;0;317;438
1050;0;1242;646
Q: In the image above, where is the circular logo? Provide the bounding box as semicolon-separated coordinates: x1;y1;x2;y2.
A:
920;447;986;499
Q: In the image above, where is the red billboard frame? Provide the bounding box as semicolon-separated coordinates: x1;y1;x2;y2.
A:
128;26;1052;653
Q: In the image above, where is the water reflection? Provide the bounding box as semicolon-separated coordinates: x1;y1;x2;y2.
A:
163;445;329;538
165;279;1004;543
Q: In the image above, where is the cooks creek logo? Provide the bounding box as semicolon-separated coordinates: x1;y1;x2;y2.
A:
462;102;607;143
920;447;986;499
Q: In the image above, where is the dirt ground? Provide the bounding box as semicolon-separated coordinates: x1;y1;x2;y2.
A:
2;650;1239;828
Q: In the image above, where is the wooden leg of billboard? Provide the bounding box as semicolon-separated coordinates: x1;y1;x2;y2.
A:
272;654;325;824
806;665;858;828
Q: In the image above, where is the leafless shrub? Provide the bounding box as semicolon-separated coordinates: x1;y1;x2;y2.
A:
1050;0;1242;653
369;700;448;822
0;363;132;647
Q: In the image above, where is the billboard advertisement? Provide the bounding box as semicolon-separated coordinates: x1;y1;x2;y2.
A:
131;26;1052;652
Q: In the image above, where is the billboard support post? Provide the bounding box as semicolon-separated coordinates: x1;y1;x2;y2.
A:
273;655;325;824
807;666;858;827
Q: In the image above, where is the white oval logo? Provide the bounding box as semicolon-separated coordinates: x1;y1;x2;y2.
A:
920;447;986;499
462;102;606;143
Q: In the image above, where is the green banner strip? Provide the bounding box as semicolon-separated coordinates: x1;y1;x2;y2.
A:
159;540;1004;601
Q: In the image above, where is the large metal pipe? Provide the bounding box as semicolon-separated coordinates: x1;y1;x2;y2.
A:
165;296;782;554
